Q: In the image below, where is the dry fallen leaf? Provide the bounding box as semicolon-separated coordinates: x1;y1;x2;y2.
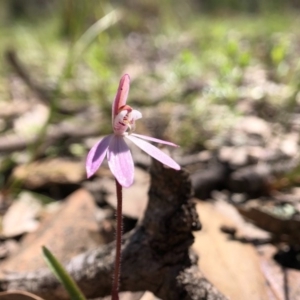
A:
101;168;150;219
258;244;300;300
0;291;44;300
0;189;102;274
102;291;159;300
193;201;269;300
1;192;42;238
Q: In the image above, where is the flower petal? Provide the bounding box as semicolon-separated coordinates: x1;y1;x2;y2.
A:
112;74;130;119
130;133;179;147
126;135;180;170
131;110;142;121
107;135;134;187
86;135;112;178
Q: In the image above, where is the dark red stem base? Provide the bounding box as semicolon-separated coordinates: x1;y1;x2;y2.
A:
111;179;123;300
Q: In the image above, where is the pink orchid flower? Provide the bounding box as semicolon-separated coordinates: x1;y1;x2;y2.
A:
86;74;180;187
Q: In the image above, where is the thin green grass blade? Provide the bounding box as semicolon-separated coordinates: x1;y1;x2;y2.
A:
42;246;86;300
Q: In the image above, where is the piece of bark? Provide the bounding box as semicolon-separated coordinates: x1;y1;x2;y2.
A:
237;204;300;245
0;161;227;300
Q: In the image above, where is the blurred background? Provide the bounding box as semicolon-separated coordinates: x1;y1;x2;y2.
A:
0;0;300;152
1;0;300;153
1;1;300;299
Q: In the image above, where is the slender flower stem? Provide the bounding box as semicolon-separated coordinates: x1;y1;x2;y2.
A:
112;179;123;300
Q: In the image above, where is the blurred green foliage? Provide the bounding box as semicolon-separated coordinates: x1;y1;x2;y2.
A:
0;0;300;151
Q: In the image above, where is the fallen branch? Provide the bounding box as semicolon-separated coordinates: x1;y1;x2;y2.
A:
0;161;227;300
5;49;86;115
5;50;52;105
0;122;100;153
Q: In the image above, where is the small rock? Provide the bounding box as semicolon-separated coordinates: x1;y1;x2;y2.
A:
238;116;271;141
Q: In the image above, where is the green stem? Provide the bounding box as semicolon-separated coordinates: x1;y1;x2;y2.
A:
112;179;123;300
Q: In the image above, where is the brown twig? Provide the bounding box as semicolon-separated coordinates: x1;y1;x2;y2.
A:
5;49;52;105
0;122;100;153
